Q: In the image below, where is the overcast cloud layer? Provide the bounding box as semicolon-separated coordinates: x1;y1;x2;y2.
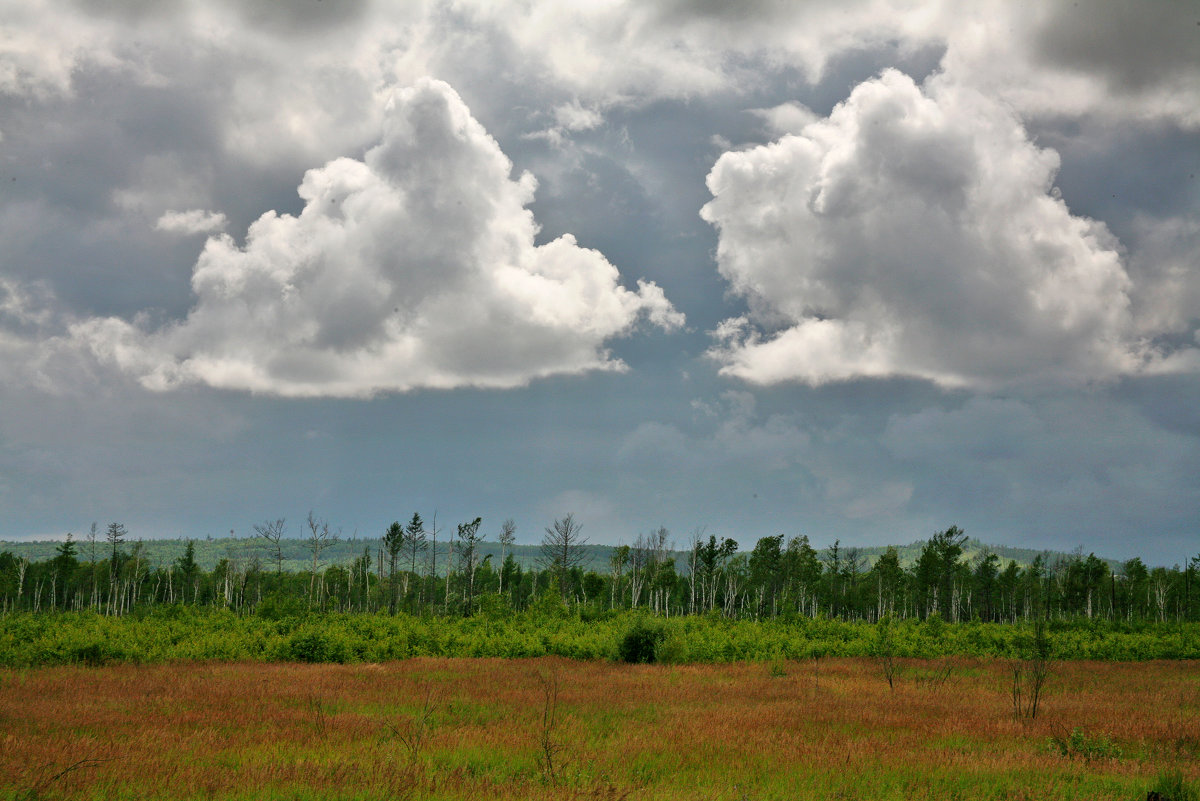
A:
1;0;1197;563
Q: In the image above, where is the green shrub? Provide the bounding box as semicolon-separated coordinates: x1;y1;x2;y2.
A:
70;642;107;666
655;628;689;664
1048;727;1122;761
618;619;663;664
2;610;1199;667
256;594;308;621
284;628;348;663
1146;769;1199;801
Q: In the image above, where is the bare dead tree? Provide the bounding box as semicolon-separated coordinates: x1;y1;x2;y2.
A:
687;527;706;615
253;518;286;574
426;511;443;611
384;521;405;615
844;547;865;595
15;557;29;611
454;517;484;615
443;520;456;610
609;544;629;609
403;513;427;600
539;513;588;600
648;525;672;614
304;512;339;609
105;522;126;615
383;683;440;763
1011;619;1052;719
86;522;98;610
497;519;516;595
629;534;649;608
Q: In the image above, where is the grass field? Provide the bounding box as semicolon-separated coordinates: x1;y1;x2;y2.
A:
2;657;1197;800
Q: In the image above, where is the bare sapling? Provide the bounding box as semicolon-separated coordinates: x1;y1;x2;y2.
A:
383;683;440;764
1011;618;1052;719
876;614;901;691
22;752;118;800
536;667;570;784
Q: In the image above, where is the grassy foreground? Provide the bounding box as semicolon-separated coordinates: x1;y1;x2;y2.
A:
1;657;1197;800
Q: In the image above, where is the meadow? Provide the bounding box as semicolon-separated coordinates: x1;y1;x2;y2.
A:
2;656;1197;800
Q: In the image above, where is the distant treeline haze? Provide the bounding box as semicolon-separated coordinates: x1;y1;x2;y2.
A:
3;514;1197;623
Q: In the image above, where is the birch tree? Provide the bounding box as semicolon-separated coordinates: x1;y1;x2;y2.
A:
455;517;484;614
304;512;338;609
497;519;516;595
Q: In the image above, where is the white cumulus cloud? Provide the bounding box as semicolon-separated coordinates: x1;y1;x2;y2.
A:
701;69;1187;389
155;209;228;235
750;102;819;137
553;100;603;132
71;78;682;397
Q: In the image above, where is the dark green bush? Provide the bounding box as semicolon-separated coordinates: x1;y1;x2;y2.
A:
71;642;107;666
618;619;663;663
284;629;347;663
256;594;308;621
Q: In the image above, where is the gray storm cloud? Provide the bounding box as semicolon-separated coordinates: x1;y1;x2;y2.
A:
71;79;682;397
2;0;1197;560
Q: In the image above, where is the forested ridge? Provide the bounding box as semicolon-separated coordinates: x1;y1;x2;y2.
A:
3;515;1196;625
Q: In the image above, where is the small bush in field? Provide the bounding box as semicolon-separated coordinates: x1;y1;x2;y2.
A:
1048;727;1122;761
1146;769;1199;801
285;629;347;663
653;625;690;664
71;643;107;666
618;619;662;664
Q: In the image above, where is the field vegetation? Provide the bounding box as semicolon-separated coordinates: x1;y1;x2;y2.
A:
2;657;1197;800
4;519;1197;798
2;607;1199;668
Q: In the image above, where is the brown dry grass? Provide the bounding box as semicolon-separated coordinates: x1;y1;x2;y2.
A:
0;657;1196;800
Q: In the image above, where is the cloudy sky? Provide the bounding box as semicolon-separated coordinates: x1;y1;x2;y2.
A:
2;0;1197;564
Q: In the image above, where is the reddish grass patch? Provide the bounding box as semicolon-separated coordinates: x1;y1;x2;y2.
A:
1;657;1196;799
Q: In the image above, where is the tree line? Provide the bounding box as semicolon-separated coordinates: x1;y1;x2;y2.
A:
2;515;1197;624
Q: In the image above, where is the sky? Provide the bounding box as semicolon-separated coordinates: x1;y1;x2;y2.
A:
1;0;1198;565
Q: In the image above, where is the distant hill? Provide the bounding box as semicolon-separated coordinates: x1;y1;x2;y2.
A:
0;534;1125;574
850;538;1123;574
